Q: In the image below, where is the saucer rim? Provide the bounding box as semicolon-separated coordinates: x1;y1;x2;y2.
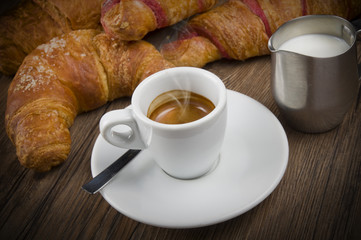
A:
91;90;289;228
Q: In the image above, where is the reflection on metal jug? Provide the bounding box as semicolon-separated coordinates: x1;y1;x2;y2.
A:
268;15;361;133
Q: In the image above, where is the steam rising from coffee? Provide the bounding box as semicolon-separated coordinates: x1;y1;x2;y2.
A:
147;89;215;124
168;89;191;118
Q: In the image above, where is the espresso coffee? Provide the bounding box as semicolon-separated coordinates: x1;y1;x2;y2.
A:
147;90;215;124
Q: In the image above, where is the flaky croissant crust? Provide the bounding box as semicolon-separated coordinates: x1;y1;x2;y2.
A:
160;0;361;68
6;29;173;171
0;0;103;76
100;0;217;40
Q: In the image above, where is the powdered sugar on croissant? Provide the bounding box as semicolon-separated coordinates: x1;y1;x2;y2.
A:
5;29;173;171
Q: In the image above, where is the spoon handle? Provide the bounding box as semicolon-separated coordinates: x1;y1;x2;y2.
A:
82;149;141;194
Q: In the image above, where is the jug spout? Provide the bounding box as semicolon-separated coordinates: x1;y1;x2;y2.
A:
267;39;276;53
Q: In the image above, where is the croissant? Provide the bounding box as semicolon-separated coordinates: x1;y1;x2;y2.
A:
160;0;361;68
100;0;217;41
5;29;174;171
0;0;103;76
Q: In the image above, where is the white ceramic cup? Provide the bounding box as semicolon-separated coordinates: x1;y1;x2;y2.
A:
99;67;227;179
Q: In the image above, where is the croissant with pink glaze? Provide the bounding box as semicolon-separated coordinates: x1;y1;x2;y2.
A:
100;0;217;40
160;0;361;68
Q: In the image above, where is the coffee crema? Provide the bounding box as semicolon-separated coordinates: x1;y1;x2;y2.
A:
147;90;215;124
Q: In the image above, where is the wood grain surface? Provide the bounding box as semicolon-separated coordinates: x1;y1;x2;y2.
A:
0;42;360;240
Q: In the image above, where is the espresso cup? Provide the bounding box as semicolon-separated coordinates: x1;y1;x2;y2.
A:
268;15;361;133
99;67;227;179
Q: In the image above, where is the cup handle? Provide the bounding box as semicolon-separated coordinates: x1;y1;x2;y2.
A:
99;109;147;149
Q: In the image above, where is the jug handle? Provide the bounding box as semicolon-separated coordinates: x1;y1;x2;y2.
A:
357;29;361;81
352;19;361;81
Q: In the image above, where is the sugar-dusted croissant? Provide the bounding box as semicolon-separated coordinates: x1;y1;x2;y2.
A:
100;0;217;41
5;29;174;171
160;0;361;68
0;0;103;76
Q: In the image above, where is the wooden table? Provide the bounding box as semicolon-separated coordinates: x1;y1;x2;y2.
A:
1;44;361;239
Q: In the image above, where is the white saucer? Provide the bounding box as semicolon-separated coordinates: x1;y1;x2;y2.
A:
91;90;289;228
